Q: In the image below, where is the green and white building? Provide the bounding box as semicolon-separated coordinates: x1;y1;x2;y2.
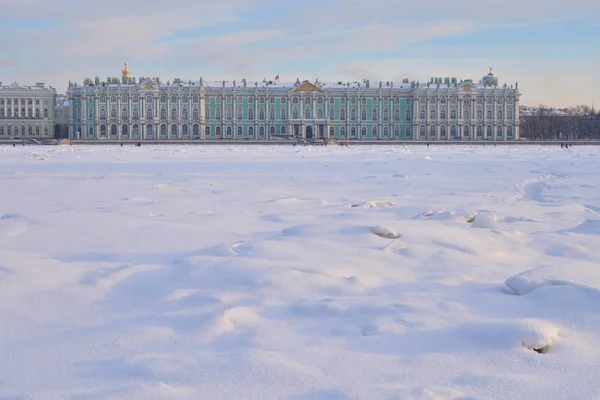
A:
0;81;57;139
66;64;520;141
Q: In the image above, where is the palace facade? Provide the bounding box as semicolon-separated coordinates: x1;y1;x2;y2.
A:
66;64;520;141
0;82;57;139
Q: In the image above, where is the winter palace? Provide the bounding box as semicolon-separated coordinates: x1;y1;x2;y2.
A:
0;81;57;138
65;64;520;141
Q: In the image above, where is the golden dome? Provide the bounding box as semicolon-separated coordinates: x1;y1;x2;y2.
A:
122;62;130;78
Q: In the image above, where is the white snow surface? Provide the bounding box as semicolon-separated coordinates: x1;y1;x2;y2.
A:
1;144;600;399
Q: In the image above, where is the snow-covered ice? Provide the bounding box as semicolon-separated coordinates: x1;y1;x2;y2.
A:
1;144;600;399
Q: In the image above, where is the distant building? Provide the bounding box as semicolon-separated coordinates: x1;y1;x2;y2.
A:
0;81;57;139
54;94;69;139
66;64;520;141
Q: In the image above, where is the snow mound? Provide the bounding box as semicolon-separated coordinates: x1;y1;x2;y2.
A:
518;319;559;353
123;196;155;204
505;264;600;295
471;212;499;229
560;219;600;235
151;183;175;190
371;226;401;239
351;200;396;208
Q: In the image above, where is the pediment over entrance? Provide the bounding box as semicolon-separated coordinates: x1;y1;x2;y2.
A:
293;81;322;92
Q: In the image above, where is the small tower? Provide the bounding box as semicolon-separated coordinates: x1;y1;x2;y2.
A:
121;62;131;83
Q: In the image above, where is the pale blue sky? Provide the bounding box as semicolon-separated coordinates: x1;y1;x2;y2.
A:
1;0;598;107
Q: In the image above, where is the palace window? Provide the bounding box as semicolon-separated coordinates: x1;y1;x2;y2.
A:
132;95;139;103
193;124;200;137
507;126;513;136
205;126;210;137
440;98;446;105
440;109;446;119
205;107;210;119
121;124;128;136
259;107;265;120
329;107;334;120
100;96;106;104
226;126;232;136
293;97;299;104
237;106;242;119
464;125;470;137
270;126;275;135
259;97;265;104
111;96;117;103
450;109;456;119
304;107;311;119
507;109;513;119
121;108;127;119
372;108;378;121
441;125;447;137
248;126;254;136
270;97;275;104
351;127;356;137
270;107;275;120
361;108;367;120
28;126;32;136
227;97;232;104
281;126;286;134
429;125;436;136
36;126;41;136
146;108;153;118
341;97;346;105
497;126;503;136
193;96;199;103
340;108;346;120
170;95;177;103
497;109;503;119
395;127;400;137
171;124;178;137
340;127;346;137
351;108;357;121
215;106;222;119
171;108;178;119
225;107;232;119
43;108;48;118
430;108;436;119
280;107;287;119
193;108;199;119
88;107;93;119
110;108;117;119
486;126;492;136
395;98;400;105
419;109;425;119
133;108;139;119
121;95;128;102
249;107;255;119
110;124;117;136
362;126;367;136
133;124;139;137
405;108;412;121
406;99;412;105
317;97;323;105
464;110;470;120
160;108;167;119
486;109;492;119
182;96;188;103
238;126;243;136
182;108;188;119
477;125;483;136
384;127;389;136
259;126;265;136
450;125;457;137
330;127;335;137
419;125;426;136
372;127;378;137
281;98;287;104
317;106;323;119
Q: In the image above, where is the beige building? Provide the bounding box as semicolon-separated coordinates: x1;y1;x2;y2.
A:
0;81;57;139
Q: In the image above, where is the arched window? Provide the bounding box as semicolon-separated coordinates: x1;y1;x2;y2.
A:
182;124;189;137
193;124;200;137
110;124;117;137
269;107;275;120
259;107;265;120
238;126;243;136
160;124;167;137
88;126;93;137
477;109;483;120
100;109;106;119
193;108;199;119
329;107;334;120
121;124;128;136
372;126;378;137
6;126;11;136
171;124;178;137
361;108;367;120
486;109;492;119
43;108;48;118
223;107;230;120
100;124;106;136
205;107;210;120
292;106;299;119
383;108;389;121
259;126;265;136
429;125;436;136
121;108;127;119
248;126;254;137
394;126;400;137
182;108;188;119
215;106;222;119
486;125;492;136
146;108;152;119
340;127;346;137
281;126;286;134
215;126;221;137
419;125;426;136
394;108;400;121
441;125;447;137
133;124;139;138
160;108;167;119
146;124;153;138
507;109;513;119
329;127;335;137
384;127;389;136
340;108;346;120
429;109;436;119
450;109;456;119
361;126;367;137
464;125;470;137
419;109;426;119
87;107;93;119
440;109;446;119
372;108;378;120
171;108;178;119
28;125;32;136
205;126;210;137
226;126;232;137
304;107;311;119
497;109;503;119
133;108;139;119
405;108;412;121
450;125;457;137
270;126;275;135
317;106;323;119
507;125;513;137
464;109;470;120
496;126;503;136
249;107;255;119
280;107;287;119
20;125;25;136
110;108;117;119
43;126;48;136
477;126;483;136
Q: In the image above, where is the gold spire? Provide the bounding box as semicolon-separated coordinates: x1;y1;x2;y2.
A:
489;66;493;74
122;62;130;78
